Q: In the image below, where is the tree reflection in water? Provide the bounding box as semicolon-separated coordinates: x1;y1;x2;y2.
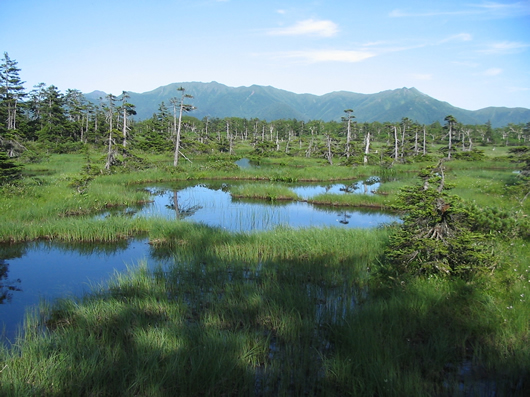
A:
339;177;381;195
166;190;202;219
338;211;352;224
0;259;21;304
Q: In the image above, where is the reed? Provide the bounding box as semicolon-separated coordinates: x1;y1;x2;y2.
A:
3;228;527;395
0;162;153;242
308;192;395;209
1;225;529;395
229;183;300;201
149;221;389;265
0;225;387;396
325;270;529;396
0;216;152;243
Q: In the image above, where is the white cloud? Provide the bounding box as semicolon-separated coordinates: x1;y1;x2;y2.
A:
470;1;530;17
389;9;471;17
361;41;389;47
276;9;286;14
411;73;433;80
452;61;480;68
439;33;473;43
268;19;339;37
479;41;530;54
280;49;375;63
483;68;503;76
390;2;530;18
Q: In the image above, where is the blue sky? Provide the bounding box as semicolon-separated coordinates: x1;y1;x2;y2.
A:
2;0;529;110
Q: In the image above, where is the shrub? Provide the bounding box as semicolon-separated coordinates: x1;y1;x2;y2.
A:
453;149;486;161
380;161;497;281
0;151;23;185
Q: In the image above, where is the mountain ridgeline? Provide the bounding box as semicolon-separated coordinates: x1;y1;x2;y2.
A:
85;81;530;127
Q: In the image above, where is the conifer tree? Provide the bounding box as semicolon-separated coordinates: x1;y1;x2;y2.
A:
444;115;458;159
0;52;26;157
36;85;68;145
119;91;136;147
382;160;497;280
0;52;26;131
342;109;355;158
508;146;530;204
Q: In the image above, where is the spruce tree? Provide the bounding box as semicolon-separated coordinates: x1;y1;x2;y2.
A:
0;52;26;131
0;52;26;156
382;161;497;280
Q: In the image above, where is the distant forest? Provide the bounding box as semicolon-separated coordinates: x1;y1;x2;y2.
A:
1;52;530;170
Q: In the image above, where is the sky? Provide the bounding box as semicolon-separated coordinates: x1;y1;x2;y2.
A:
1;0;529;111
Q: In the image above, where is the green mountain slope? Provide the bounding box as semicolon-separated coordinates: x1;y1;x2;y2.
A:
84;82;530;127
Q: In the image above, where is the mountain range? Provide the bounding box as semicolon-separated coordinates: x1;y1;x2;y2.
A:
85;81;530;128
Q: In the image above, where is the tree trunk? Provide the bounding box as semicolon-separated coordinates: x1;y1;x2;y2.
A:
105;130;114;170
346;117;351;158
122;106;128;147
423;126;426;155
363;132;370;165
173;100;184;167
447;125;452;159
401;123;406;159
393;126;399;162
414;128;418;156
326;134;333;165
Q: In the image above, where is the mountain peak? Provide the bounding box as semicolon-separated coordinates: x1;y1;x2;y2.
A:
88;82;529;127
84;90;107;98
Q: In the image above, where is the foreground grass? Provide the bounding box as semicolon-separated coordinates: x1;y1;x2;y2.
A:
1;225;528;396
1;227;388;395
308;191;394;209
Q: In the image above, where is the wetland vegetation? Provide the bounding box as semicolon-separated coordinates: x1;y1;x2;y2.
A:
1;150;529;396
1;53;529;395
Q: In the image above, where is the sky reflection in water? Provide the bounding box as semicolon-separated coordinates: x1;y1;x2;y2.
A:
132;180;391;232
1;181;397;343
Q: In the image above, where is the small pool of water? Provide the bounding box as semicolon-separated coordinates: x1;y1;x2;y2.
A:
1;179;397;344
290;179;380;199
117;181;393;232
235;158;254;168
0;239;157;343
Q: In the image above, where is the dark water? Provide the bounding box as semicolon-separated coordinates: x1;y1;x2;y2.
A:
1;180;397;343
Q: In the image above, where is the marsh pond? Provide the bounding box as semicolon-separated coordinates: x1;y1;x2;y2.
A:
1;180;398;342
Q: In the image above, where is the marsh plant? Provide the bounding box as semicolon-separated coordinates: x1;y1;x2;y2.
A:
2;224;528;396
0;228;390;396
382;161;497;280
0;152;529;395
229;183;299;201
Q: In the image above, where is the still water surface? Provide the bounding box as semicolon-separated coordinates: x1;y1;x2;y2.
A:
1;181;397;343
125;180;389;231
0;239;154;343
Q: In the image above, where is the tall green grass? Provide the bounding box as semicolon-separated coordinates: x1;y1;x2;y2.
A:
0;227;390;396
308;192;395;209
2;228;527;395
149;221;388;265
229;183;300;201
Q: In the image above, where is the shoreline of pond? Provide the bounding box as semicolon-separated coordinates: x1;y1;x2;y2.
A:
0;178;398;244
